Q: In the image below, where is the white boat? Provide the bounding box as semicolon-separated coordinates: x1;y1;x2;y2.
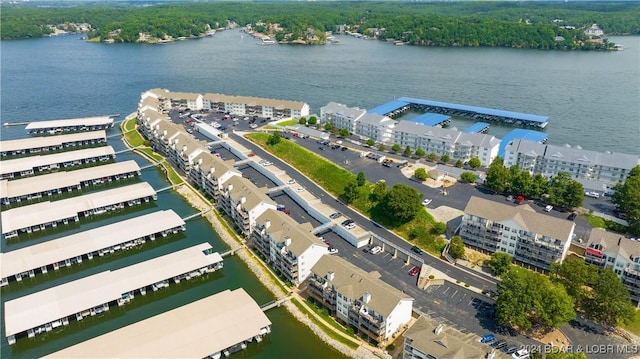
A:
261;39;276;45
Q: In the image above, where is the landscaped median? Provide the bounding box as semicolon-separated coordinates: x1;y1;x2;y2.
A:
245;132;446;255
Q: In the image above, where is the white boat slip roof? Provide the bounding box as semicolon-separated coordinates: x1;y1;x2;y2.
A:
4;243;223;337
0;131;107;153
24;116;115;130
45;288;271;359
0;210;185;280
0;160;140;199
0;146;116;176
1;182;156;235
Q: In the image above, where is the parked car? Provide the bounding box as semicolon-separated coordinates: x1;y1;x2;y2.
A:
341;219;354;227
544;205;553;212
328;248;339;255
345;223;356;230
408;265;420;276
249;123;258;129
369;246;382;255
296;187;305;193
341;146;348;151
504;346;518;355
329;212;342;219
492;340;508;350
319;146;326;151
512;349;529;359
287;179;296;185
506;195;513;202
568;212;577;220
585;191;600;199
422;198;432;206
479;334;496;344
411;246;424;255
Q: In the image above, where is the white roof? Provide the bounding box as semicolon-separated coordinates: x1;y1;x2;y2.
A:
4;243;222;337
0;160;140;200
0;210;185;280
45;288;271;358
1;182;156;235
1;146;116;176
24;116;114;130
0;131;106;153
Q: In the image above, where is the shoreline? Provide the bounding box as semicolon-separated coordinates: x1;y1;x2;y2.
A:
119;118;373;359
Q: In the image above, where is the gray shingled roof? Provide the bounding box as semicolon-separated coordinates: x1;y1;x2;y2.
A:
403;316;489;359
321;102;366;119
588;228;640;260
255;209;326;257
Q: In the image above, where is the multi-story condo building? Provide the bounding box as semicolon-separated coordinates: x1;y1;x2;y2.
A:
460;196;575;271
504;139;639;188
403;316;494;359
167;132;206;175
140;88;172;113
320;102;366;134
203;93;310;119
218;176;276;237
585;228;640;306
355;113;397;143
252;209;328;286
189;152;242;201
306;255;414;346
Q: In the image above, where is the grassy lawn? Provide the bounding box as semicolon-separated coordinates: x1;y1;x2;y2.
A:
582;213;627;233
138;148;184;185
304;297;359;340
291;298;360;349
621;310;640;336
246;132;444;254
276;119;299;127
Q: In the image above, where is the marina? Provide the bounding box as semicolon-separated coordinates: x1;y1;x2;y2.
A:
43;288;271;359
4;243;224;345
0;160;141;206
463;122;490;134
498;128;549;157
0;130;107;158
0;182;157;239
369;97;550;129
0;146;116;180
22;115;117;134
0;210;186;287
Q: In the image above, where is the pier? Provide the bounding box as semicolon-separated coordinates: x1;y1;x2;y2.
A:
0;130;107;158
24;115;118;134
182;207;213;221
261;296;292;311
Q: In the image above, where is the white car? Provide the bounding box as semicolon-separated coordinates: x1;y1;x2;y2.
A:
345;223;356;230
544;205;553;212
512;349;529;359
249;123;258;129
287;179;296;185
296;187;305;193
328;248;338;255
585;191;600;199
422;198;432;206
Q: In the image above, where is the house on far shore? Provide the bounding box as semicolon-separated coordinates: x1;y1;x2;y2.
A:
585;24;604;37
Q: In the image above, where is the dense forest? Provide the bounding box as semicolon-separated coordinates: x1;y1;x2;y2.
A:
1;2;638;50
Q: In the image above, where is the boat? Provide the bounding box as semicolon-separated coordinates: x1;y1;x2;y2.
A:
261;38;276;45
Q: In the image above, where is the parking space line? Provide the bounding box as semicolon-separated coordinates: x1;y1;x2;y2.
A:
450;289;458;299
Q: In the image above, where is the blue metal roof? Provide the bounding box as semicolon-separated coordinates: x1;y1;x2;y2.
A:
397;97;549;124
498;129;548;158
463;122;490;134
410;113;451;127
368;100;410;115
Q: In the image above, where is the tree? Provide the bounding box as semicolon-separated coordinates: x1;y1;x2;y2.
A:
341;181;360;204
366;138;376;147
266;131;282;146
449;236;465;259
509;165;533;196
531;173;549;199
356;171;366;186
487;252;512;276
468;157;481;169
339;128;350;137
431;222;446;235
308;116;317;125
378;143;386;151
496;267;575;331
460;171;477;183
370;180;387;202
324;122;332;131
414;148;425;157
612;165;640;236
391;143;401;152
440;154;450;163
546;353;587;359
585;268;634;328
550;259;596;308
455;159;463;168
298;117;307;125
548;172;584;209
414;167;428;181
383;184;422;223
485;157;509;193
428;153;437;162
403;146;412;157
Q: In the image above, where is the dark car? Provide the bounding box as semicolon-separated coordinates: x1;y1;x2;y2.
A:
492;340;507;350
411;246;424;255
319;146;326;151
341;146;348;151
568;212;577;221
504;346;518;354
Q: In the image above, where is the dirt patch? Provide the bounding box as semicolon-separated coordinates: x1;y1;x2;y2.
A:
464;247;491;267
535;328;571;348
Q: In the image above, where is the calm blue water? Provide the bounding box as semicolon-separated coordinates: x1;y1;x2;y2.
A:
1;30;639;154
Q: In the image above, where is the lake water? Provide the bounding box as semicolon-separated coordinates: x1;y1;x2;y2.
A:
0;28;638;358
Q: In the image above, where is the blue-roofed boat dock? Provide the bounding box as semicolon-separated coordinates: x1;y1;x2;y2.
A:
368;97;549;129
409;113;451;127
463;122;490;134
498;128;548;157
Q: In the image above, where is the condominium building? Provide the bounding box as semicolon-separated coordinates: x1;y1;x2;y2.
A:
167;132;206;175
218;176;276;237
585;228;640;305
504;139;639;187
203;93;310;119
355;113;397;143
252;209;328;285
306;255;414;346
320;102;366;134
460;196;575;271
403;316;497;359
189;152;242;201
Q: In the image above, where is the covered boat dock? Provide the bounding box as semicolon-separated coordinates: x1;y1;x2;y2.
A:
0;131;107;158
0;160;141;206
0;210;185;287
0;146;116;180
463;122;490;134
0;182;156;239
498;129;549;158
44;288;271;359
4;243;224;345
410;113;451;127
24;115;116;134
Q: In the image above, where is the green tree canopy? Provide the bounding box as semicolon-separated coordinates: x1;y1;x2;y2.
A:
613;165;640;236
550;259;597;308
585;268;634;328
487;252;513;276
370;180;387;202
266;131;282;146
404;146;412;157
468;157;481;169
460;171;477;183
383;183;422;223
324;122;332;131
415;148;425;157
440;154;450;163
548;172;584;209
414;167;428;181
485;157;509;193
455;159;463;168
366;138;376;147
391;144;401;152
356;171;366;186
341;181;359;204
298;117;307;125
378;143;386;152
428;153;437;162
307;116;317;125
449;235;465;259
339;128;350;137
